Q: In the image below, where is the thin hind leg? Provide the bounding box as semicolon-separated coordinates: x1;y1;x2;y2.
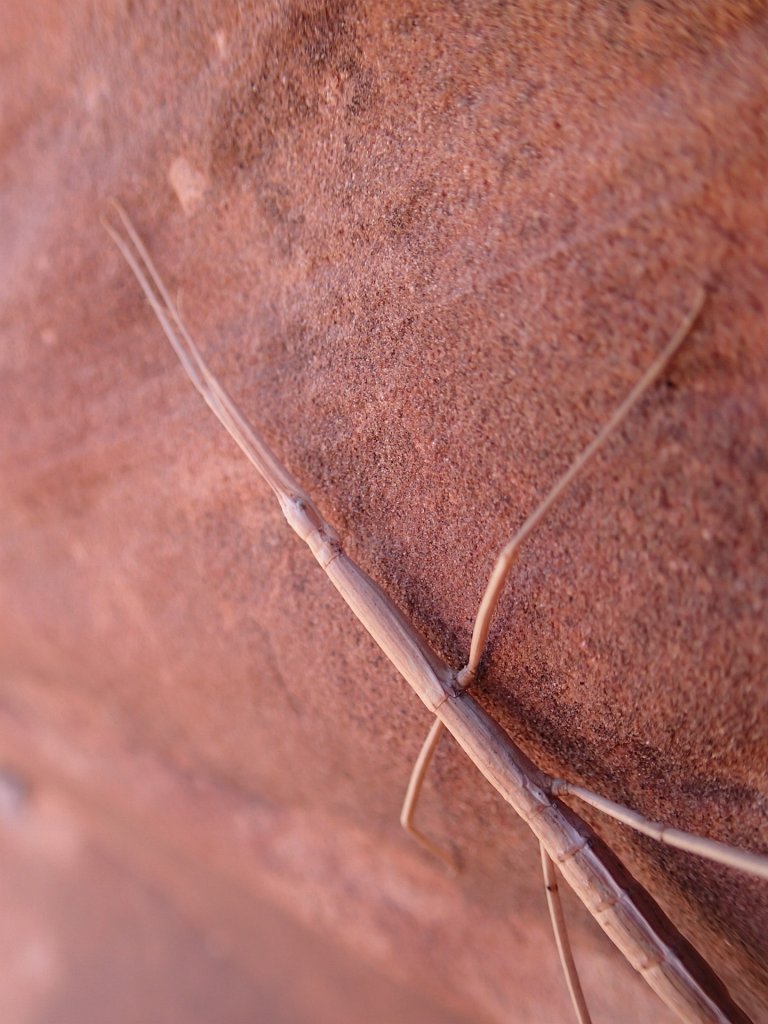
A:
399;719;457;871
541;844;593;1024
551;779;768;880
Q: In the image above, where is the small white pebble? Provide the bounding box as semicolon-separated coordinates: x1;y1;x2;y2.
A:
168;156;208;215
214;28;227;58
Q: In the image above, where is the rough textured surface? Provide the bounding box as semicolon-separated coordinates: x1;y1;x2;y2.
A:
1;2;767;1022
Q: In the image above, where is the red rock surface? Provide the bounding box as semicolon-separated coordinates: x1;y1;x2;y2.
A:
1;2;767;1022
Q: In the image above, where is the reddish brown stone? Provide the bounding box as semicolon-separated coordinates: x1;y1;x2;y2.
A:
1;2;767;1022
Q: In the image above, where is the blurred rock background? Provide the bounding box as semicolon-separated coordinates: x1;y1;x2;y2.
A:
1;2;767;1022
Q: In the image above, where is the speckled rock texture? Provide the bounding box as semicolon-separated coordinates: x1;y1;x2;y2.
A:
1;3;767;1022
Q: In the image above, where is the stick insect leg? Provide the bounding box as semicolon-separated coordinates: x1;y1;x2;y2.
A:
400;719;458;872
456;291;705;690
541;844;593;1024
552;780;768;881
406;296;705;865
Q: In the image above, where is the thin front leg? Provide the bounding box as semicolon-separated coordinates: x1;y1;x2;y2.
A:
457;292;705;690
541;843;593;1024
400;719;457;871
552;780;768;880
406;296;705;864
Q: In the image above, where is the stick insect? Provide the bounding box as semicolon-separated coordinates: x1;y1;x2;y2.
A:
104;202;766;1024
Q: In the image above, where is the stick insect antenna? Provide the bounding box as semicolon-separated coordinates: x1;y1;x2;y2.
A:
102;202;323;528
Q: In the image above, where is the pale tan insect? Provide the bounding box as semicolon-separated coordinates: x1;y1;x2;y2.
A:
104;202;766;1024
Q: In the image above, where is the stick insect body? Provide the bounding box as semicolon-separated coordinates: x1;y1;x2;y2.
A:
105;203;765;1024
